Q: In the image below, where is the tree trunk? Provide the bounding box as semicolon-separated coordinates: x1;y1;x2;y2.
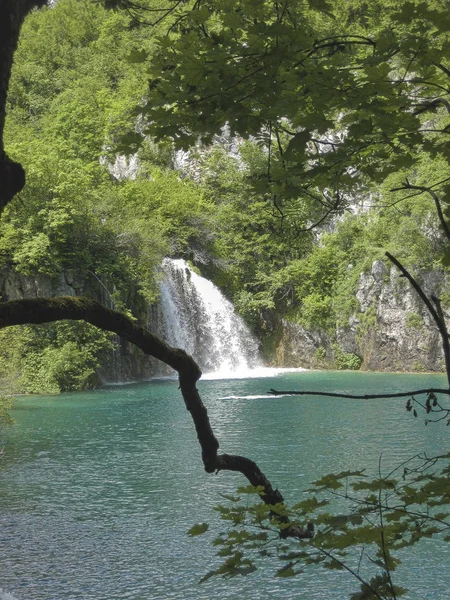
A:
0;0;46;210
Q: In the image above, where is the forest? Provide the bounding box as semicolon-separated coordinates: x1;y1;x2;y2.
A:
0;0;449;394
0;1;450;599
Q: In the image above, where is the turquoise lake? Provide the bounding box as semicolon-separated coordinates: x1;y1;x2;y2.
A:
0;370;449;600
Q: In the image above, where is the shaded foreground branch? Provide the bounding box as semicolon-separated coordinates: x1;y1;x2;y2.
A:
0;0;48;211
0;296;312;539
386;251;450;388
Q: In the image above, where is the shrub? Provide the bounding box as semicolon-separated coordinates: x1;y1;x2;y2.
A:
333;344;361;370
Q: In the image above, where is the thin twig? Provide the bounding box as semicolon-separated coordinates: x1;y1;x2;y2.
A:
316;548;384;600
389;183;450;239
378;455;398;600
386;252;450;387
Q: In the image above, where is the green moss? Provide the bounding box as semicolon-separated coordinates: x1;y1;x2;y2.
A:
411;360;426;372
405;312;423;330
261;329;283;363
314;347;327;362
356;304;377;343
333;344;362;370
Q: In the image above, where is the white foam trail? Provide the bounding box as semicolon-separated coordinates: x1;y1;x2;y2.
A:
218;394;288;400
110;367;308;385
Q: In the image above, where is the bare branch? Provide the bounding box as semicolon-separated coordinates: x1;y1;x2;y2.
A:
389;182;450;240
386;252;450;388
116;0;185;27
0;296;312;538
317;548;384;600
434;62;450;79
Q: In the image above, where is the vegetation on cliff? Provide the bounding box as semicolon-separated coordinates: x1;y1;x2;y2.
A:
1;0;449;393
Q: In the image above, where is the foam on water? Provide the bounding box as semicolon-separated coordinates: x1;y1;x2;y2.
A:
0;590;21;600
200;366;307;380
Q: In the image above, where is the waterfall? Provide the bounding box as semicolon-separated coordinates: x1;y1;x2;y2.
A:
156;259;261;376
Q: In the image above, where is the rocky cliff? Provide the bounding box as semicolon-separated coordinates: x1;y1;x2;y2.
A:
0;269;159;383
2;259;447;381
273;260;448;372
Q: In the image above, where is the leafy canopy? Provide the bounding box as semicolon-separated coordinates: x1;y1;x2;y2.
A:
122;0;450;232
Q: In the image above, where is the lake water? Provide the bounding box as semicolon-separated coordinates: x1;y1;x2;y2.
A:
0;370;449;600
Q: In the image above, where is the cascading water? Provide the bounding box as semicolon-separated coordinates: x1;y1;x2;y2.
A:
156;258;261;375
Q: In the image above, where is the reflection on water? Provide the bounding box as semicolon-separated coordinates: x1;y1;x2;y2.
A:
0;371;449;600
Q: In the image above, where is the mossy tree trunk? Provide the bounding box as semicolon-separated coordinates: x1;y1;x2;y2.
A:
0;0;47;210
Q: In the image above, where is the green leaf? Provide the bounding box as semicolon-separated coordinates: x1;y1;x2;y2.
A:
276;563;296;578
187;523;209;536
348;119;373;138
441;248;450;266
324;558;345;570
352;478;397;492
125;49;148;64
219;493;241;503
385;510;407;523
236;485;265;495
363;63;391;81
283;130;311;162
312;474;344;490
115;132;143;155
279;551;310;561
292;496;329;513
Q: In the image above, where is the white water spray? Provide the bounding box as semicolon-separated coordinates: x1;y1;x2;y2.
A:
0;590;21;600
156;259;261;376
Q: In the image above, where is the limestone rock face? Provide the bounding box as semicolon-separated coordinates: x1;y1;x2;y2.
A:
274;320;334;369
1;260;448;381
276;261;448;373
3;270;88;303
354;261;445;371
0;269;158;383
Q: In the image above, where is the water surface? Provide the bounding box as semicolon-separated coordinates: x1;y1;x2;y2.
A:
0;371;448;599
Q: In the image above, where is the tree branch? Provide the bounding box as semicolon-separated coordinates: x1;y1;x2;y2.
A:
389;181;450;240
0;296;312;538
272;253;450;402
386;252;450;388
0;0;46;211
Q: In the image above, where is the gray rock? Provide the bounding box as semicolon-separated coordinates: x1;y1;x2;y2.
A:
275;261;448;373
0;269;159;384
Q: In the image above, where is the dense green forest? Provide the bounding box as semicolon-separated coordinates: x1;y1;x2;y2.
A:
1;0;449;393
